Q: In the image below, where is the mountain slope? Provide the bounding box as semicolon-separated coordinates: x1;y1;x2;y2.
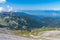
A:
0;12;44;31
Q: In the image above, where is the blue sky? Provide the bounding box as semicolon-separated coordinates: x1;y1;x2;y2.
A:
0;0;60;11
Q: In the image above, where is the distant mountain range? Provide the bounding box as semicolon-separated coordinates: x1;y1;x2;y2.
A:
22;10;60;17
0;11;60;31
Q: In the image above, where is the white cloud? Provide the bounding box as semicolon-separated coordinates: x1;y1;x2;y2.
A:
0;5;13;12
53;8;60;10
7;5;13;12
0;7;4;12
0;0;6;3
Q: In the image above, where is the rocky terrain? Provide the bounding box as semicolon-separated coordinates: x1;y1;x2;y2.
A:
0;30;60;40
0;34;31;40
31;30;60;40
0;28;31;40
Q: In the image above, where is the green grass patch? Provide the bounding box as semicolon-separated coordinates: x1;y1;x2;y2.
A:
13;30;30;38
